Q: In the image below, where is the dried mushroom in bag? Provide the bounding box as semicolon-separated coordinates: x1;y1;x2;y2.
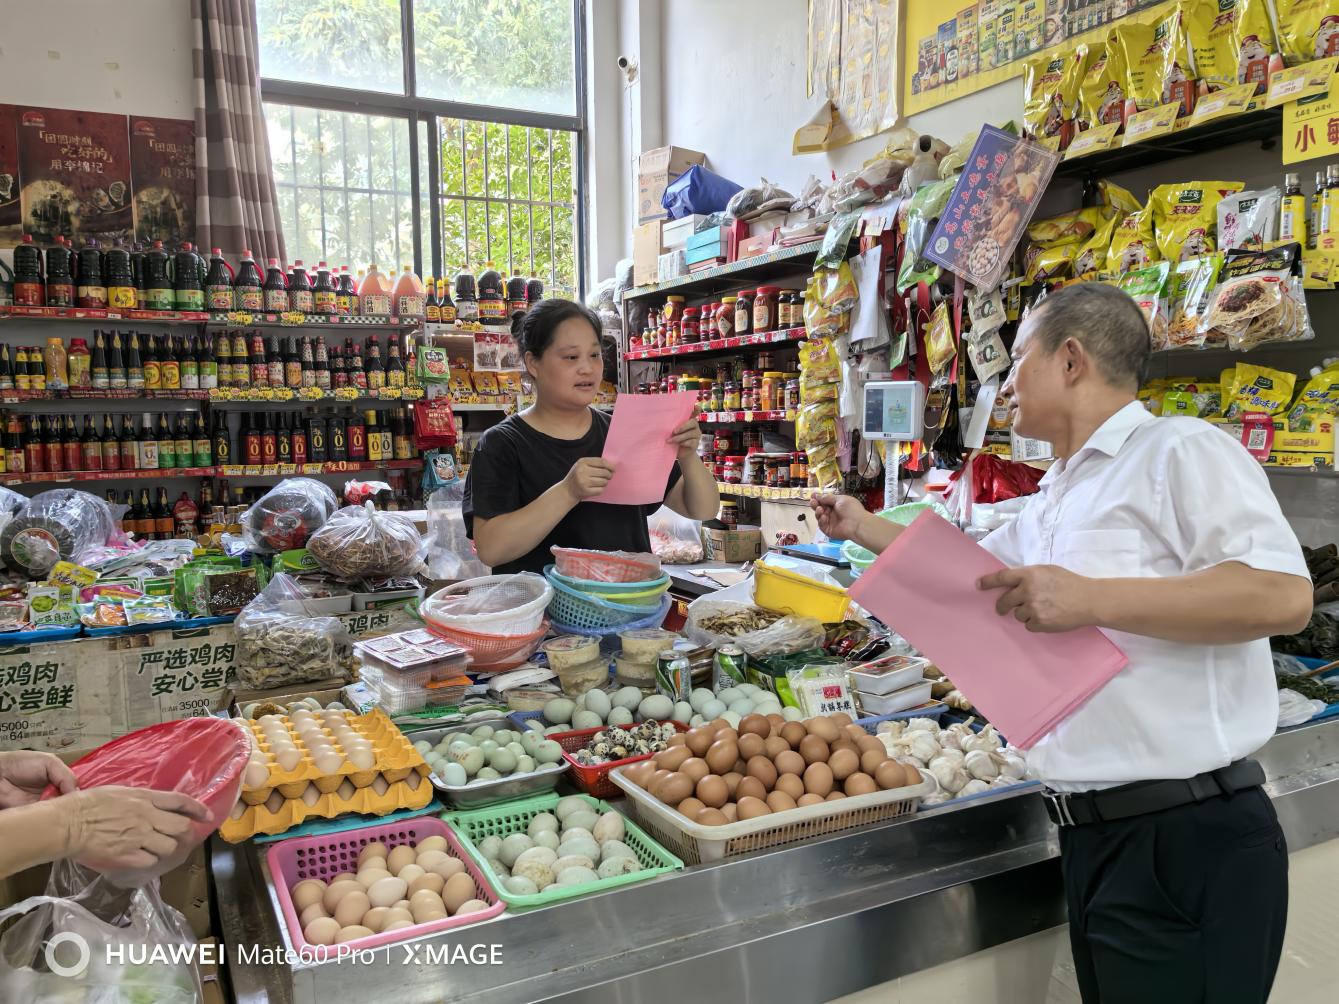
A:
307;501;424;580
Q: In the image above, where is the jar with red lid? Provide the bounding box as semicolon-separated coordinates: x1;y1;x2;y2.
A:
682;306;700;343
753;286;780;333
714;430;733;453
735;290;754;335
717;296;736;338
723;456;745;484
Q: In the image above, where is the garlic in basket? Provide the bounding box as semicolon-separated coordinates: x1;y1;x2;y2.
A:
964;749;1000;782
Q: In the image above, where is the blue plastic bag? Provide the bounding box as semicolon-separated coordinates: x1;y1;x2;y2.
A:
662;165;742;220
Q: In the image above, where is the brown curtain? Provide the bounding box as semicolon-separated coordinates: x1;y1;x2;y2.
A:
192;0;285;260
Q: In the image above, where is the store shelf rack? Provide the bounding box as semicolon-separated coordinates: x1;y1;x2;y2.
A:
624;326;809;361
0;458;420;488
0;306;209;324
624;240;827;300
698;410;795;425
206;312;420;331
717;482;818;500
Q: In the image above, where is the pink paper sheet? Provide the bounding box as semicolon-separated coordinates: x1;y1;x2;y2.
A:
594;393;698;506
847;512;1128;749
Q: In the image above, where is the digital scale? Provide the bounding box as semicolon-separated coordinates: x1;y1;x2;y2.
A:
862;381;926;509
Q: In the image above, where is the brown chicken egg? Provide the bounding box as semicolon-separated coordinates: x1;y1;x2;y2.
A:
408;873;446;898
739;714;770;738
766;790;798;813
686;728;715;757
844;772;878;796
322;879;363;914
799;735;830;766
844;723;867;741
830;712;853;727
696;807;729;826
720;802;739;822
732;758;748;774
680;757;710;784
797;793;825;807
737;796;772;820
656;771;694;805
763;735;790;758
676;796;706;818
766;713;785;731
805;717;841;743
299;902;329;928
876;759;911;790
737;733;767;760
773;749;805;776
855;733;885;756
825;790;847;801
656;746;692;772
860;748;887;775
714;727;739;745
666;733;688;748
333;890;371;928
721;771;743;797
746;755;778;790
773;773;805;802
736;776;768;802
802;761;834;797
828;748;859;781
697;775;729;808
442;872;478;914
649;768;674;792
363;907;391;933
704;739;738;774
387;845;416;874
780;722;807;750
624;761;657;787
357;842;388;867
292;879;326;912
830;739;859;757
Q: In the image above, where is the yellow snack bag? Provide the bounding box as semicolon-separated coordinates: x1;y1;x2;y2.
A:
924;302;957;374
1100;179;1142;217
1155;6;1197;114
1221;366;1242;413
1025;241;1081;283
1078;33;1128;131
1150;181;1245;261
1186;0;1276;91
1107;206;1161;272
1162;383;1221;417
797;402;839;448
1139;378;1173;414
1287;363;1339;429
1027;207;1105;247
799;337;842;384
1023;46;1086;147
1073;213;1121;276
1274;0;1339;65
1225;363;1297;417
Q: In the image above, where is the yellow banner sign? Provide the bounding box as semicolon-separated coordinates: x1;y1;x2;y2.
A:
1284;84;1339;165
1065;122;1121;160
1188;83;1259;127
1267;58;1338;109
1123;104;1180;146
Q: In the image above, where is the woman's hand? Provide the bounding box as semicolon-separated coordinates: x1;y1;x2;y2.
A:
562;457;617;503
667;419;703;462
60;787;210;872
0;750;77;808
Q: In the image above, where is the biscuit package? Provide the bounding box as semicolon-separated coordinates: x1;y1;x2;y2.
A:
1150;181;1245;261
1274;0;1339;65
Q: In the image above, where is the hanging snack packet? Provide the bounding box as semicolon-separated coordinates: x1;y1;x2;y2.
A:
1156;7;1197;114
1118;261;1173;349
797;401;840;448
897;179;956;293
1274;0;1339;65
1166;254;1223;349
799;336;843;385
1202;243;1313;351
1287;364;1339;430
1151;181;1245;261
1217;187;1281;251
1027;207;1105;247
1024;241;1080;283
1187;0;1279;92
1225;363;1298;417
815;261;859;313
1073;212;1122;277
925;302;958;374
1023;47;1085;147
803;275;850;338
1106;205;1160;272
1078;33;1129;130
1099;179;1143;218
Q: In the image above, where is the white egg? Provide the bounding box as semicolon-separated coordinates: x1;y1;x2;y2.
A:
349;749;376;770
277;748;303;772
343;737;372;751
337;780;356;800
229;801;247;819
260;714;285;728
244;762;270;788
300;784;321;806
264;791;285;813
313;751;344;774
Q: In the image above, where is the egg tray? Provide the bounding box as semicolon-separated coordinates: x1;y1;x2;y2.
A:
220;769;435;843
442;792;683;911
550;722;690;800
411;720;570;810
607;765;936;865
266;815;504;954
240;708;429;802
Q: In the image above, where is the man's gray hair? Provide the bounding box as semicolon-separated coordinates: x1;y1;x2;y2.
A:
1028;282;1152;389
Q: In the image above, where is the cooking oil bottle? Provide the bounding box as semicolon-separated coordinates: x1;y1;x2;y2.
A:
1281;172;1307;246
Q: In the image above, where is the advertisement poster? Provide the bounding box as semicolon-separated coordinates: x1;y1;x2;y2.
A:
16;105;134;245
903;0;1175;116
0;105;19;239
799;0;900;151
924;125;1060;290
130;115;196;245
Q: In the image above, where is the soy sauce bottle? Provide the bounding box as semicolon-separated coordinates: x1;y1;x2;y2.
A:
275;411;293;465
205;247;234;311
437;277;456;324
130;242;147;309
173;243;205;311
308;414;327;463
266;336;284;388
263;258;288;312
336;267;357;315
46;237;75;308
141;330;160;390
142;241;174;311
288;260;314;314
212;411;233;467
105;242;135;310
453;268;478;323
76;238;107;309
312;261;337;315
477;262;506;325
233;249;264;311
126;332;144;390
12;235;45;307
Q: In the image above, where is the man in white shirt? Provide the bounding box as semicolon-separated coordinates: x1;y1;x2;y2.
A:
813;282;1313;1003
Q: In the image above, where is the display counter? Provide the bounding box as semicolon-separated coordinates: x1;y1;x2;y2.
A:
214;716;1339;1004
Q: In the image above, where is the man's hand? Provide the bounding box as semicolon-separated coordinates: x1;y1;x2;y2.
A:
61;787;210;872
810;494;870;543
666;419;702;461
0;750;77;808
978;565;1100;633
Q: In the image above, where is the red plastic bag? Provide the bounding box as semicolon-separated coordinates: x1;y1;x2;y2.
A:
957;453;1045;504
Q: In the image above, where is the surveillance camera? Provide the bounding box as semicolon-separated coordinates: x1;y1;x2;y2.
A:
618;56;638;84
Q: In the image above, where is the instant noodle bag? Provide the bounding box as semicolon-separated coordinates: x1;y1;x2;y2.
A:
1079;30;1129;130
1107;204;1161;272
1151;181;1245;262
1186;0;1280;92
1118;261;1173;348
1118;7;1196;115
1287;363;1339;430
1023;46;1086;148
1274;0;1339;65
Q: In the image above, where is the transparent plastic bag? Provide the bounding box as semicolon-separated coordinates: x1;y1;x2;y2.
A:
648;505;703;564
686;598;827;657
234;573;350;689
307;501;424;579
0;860;202;1003
0;489;119;577
427;489;490;581
240;477;339;554
726;178;796;219
0;485;25;515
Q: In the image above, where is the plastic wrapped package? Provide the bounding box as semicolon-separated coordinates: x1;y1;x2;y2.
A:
0;489;118;577
725;179;796;219
662;165;743;220
685;595;827;657
427;489;490;581
647;505;703;564
307;501;424;579
585;276;619;313
241;478;339;553
0;486;24;516
234;573;351;689
0;861;202;1003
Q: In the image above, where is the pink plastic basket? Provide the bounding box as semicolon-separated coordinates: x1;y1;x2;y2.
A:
266;816;504;952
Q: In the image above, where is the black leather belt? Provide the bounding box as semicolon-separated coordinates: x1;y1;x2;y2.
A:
1042;759;1266;827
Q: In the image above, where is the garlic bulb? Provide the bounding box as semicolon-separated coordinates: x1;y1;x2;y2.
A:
928;750;965;770
899;730;941;763
904;717;939;735
895;754;926;769
876;720;907;740
964;749;1000;781
988;777;1015;788
961;731;1000;755
997;753;1028;780
927;756;970;795
921;791;950;806
959;779;990;797
937;730;963;751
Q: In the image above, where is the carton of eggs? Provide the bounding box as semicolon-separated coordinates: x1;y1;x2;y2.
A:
287;834;495;948
417;723;565;788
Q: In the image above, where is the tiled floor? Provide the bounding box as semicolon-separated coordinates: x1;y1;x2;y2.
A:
830;839;1339;1004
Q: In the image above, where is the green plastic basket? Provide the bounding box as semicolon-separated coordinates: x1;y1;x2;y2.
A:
441;791;683;910
841;500;952;571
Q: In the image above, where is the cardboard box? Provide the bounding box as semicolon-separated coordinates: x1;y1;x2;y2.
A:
725;218;749;261
738;233;776;259
701;526;764;563
686;242;729;266
637;145;707;224
658;250;687;282
633;220;663;287
749;211;788;237
685;226;727;266
662;213;707;250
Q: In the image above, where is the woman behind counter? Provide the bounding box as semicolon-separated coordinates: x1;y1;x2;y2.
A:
465;299;719;574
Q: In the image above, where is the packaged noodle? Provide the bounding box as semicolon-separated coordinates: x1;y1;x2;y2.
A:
1107;206;1160;272
1274;0;1339;65
1150;181;1245;261
1027;207;1105;247
1073;213;1121;276
1139;378;1173;414
1167;253;1225;348
1118;261;1173;349
1202;243;1313;351
1023;46;1085;147
925;302;957;374
1078;32;1128;130
1162;382;1222;417
897;179;956;292
1025;241;1081;283
1224;363;1298;417
1217;187;1281;251
1187;0;1279;92
1287;363;1339;430
1099;179;1142;217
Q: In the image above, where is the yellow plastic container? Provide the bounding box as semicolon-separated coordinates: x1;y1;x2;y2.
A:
752;561;851;621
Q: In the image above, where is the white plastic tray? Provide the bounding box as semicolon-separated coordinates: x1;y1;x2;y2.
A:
855;680;934;716
608;765;934;864
847;656;929;695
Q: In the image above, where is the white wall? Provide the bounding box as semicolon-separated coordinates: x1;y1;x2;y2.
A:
0;0;193;118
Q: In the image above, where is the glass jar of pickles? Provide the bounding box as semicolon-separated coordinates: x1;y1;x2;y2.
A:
723;380;741;410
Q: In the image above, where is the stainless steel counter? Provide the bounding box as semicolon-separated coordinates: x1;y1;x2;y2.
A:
214;717;1339;1004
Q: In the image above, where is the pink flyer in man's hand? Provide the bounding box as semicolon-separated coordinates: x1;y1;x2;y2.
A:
847;512;1128;749
594;393;698;506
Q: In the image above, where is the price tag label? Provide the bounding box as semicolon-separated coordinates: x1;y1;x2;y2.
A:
277;463;298;475
1188;81;1258;126
402;387;424;399
273;388;295;402
789;668;858;719
221;465;244;477
297;387;322;401
261;465;279;475
279;311;306;326
333;387;358;402
243;465;261;476
225;311;253;326
1064;122;1121;159
743;411;755;422
1123;103;1181;145
380;388;402;400
1268;58;1337;108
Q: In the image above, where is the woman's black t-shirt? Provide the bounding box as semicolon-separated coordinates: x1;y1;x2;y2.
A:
463;409;682;574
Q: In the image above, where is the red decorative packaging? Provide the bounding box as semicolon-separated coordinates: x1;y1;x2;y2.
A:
412;398;457;448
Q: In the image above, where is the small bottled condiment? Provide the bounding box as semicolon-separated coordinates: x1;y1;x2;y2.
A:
718;499;739;528
44;337;69;390
723;380;741;411
722;457;745;485
753;286;779;333
709;382;724;412
714;430;733;453
664;296;685;327
748;457;765;485
785;378;801;411
735;290;754;336
717;296;737;338
67;338;91;389
437;277;457;324
424;276;440;322
791;452;807;486
454;268;479;323
682;306;700;343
